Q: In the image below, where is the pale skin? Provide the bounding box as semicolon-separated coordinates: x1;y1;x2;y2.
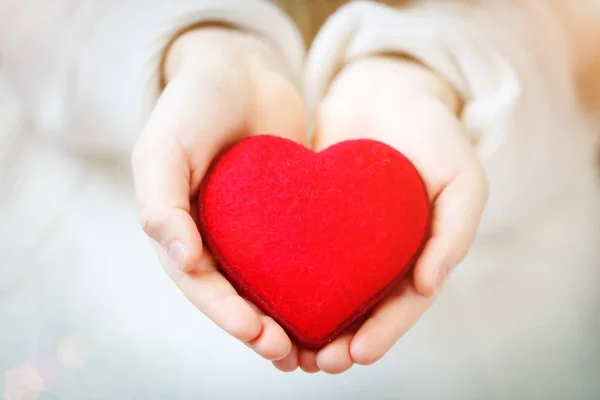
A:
131;26;488;374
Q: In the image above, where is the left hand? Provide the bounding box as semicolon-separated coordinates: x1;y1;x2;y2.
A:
273;56;489;374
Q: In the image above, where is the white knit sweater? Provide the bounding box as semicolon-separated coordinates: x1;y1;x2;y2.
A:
0;1;599;399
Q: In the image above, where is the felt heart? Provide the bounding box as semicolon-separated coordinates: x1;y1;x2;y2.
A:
197;135;430;349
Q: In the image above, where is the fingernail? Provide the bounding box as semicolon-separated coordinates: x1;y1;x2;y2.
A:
166;240;186;270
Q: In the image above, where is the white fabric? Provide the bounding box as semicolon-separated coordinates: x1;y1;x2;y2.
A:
0;0;305;154
1;0;599;399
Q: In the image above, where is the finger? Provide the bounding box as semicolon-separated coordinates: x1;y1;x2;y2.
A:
316;332;355;374
157;247;263;345
245;302;292;361
298;349;320;373
350;279;434;366
132;74;248;272
272;343;299;372
413;167;489;297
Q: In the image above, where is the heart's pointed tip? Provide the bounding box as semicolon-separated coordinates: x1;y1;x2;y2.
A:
291;331;337;351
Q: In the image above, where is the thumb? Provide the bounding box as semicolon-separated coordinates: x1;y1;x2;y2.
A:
412;167;489;297
131;76;247;272
132;132;202;272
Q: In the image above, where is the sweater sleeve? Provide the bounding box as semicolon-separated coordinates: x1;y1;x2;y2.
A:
303;0;599;234
0;0;305;155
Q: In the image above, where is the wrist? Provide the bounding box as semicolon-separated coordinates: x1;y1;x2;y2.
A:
332;55;463;116
317;54;469;153
162;24;291;86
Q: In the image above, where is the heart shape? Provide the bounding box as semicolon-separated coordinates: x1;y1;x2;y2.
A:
197;135;430;349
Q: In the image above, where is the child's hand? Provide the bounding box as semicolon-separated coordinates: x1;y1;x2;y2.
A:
277;56;488;374
131;26;305;362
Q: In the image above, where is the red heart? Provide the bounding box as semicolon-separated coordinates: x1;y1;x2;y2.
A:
197;135;430;349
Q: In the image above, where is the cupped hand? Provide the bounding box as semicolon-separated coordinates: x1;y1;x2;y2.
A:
131;26;306;362
273;56;488;374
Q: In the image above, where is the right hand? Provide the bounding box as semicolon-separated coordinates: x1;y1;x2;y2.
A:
131;26;306;365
